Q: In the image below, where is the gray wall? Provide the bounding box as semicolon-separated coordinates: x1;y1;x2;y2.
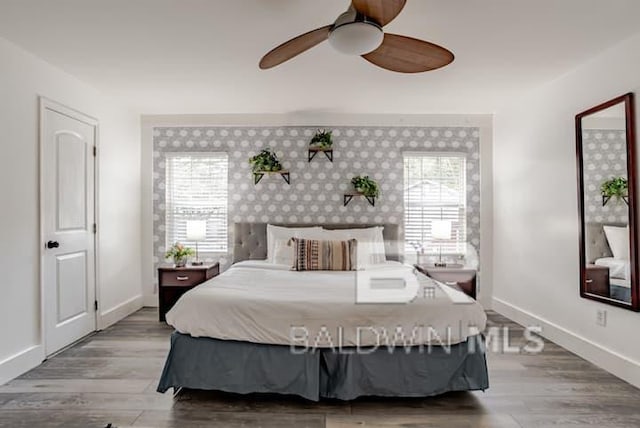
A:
582;129;628;224
152;126;481;270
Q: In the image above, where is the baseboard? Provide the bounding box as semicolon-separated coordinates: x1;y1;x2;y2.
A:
143;293;158;307
98;294;144;330
493;297;640;389
0;345;44;386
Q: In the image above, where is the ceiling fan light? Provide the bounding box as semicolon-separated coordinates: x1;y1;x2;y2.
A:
328;22;383;56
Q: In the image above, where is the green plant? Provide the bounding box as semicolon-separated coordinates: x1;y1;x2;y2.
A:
310;129;333;149
165;242;194;261
248;148;282;172
351;175;380;198
601;177;628;200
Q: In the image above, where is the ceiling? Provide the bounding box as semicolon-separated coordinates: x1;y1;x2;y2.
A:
0;0;639;115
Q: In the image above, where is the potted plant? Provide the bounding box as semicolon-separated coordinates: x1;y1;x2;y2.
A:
351;175;380;197
601;177;628;205
165;242;195;267
248;148;283;172
310;129;333;149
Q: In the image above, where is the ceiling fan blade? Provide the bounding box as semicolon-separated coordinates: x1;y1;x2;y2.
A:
362;33;454;73
351;0;406;26
259;25;332;69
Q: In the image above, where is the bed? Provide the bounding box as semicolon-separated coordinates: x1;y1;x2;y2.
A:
157;223;489;401
586;222;632;302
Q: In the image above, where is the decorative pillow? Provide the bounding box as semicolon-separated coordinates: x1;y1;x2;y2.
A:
266;225;322;263
603;225;630;260
272;234;320;266
289;238;357;271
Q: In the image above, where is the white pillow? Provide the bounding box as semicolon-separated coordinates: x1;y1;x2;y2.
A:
266;225;322;263
371;227;386;262
272;239;292;266
323;227;386;268
603;225;630;260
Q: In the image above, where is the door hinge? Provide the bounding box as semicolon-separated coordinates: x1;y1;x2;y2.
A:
93;223;97;234
94;300;98;311
93;146;97;156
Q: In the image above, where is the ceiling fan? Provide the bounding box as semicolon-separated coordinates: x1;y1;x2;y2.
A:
259;0;454;73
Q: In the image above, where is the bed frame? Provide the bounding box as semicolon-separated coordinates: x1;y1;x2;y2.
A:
157;223;489;401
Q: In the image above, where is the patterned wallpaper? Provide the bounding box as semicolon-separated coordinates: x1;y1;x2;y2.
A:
582;129;629;224
152;126;481;271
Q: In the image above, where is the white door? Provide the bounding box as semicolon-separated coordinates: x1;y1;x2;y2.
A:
41;99;97;356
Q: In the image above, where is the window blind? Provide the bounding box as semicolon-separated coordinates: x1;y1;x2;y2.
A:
165;153;228;252
403;153;467;255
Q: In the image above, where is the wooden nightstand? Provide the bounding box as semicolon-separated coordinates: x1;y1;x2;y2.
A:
585;264;610;297
158;262;220;322
414;264;477;299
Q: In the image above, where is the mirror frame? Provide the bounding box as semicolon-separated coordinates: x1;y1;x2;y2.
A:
576;93;639;311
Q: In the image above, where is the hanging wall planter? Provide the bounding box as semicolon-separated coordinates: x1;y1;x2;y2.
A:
344;175;380;207
249;148;290;185
308;129;334;162
601;177;628;206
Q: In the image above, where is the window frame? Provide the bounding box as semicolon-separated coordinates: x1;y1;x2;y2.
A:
403;151;468;256
164;152;229;254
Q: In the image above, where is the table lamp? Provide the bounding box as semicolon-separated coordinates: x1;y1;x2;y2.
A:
186;220;207;266
431;219;452;267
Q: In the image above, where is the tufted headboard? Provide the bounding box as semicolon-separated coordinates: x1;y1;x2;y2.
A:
233;223;401;264
585;222;626;263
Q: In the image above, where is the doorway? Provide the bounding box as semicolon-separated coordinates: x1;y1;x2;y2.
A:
40;98;98;356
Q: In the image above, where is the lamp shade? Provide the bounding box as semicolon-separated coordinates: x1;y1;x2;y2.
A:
186;220;207;241
431;220;452;240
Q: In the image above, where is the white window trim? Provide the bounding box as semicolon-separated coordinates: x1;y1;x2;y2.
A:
165;152;229;254
403;152;467;256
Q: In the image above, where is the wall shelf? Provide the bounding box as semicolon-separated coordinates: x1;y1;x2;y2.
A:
253;170;290;185
602;195;629;206
343;192;376;207
308;147;333;162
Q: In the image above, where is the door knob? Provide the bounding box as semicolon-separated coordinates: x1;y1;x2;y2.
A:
46;241;60;249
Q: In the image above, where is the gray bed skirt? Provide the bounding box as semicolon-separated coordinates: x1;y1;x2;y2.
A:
157;332;489;401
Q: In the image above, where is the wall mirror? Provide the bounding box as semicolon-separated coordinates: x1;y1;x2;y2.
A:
576;93;638;311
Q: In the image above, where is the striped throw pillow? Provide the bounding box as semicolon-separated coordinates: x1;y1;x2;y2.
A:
289;238;357;271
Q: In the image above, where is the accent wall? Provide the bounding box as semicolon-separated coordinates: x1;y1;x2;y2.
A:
151;125;481;282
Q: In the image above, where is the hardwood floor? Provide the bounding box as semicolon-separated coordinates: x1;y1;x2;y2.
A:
1;309;639;427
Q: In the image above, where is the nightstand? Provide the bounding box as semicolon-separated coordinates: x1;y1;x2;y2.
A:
158;262;220;322
585;264;610;297
414;264;477;299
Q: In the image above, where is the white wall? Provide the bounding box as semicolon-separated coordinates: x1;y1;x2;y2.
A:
0;37;142;384
140;114;494;309
493;32;640;387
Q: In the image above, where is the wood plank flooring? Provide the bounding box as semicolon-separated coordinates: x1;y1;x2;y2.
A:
1;309;639;427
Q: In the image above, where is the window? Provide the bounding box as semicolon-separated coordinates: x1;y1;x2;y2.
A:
165;153;228;252
404;153;466;255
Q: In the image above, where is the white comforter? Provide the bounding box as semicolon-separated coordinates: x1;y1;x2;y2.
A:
166;261;487;347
